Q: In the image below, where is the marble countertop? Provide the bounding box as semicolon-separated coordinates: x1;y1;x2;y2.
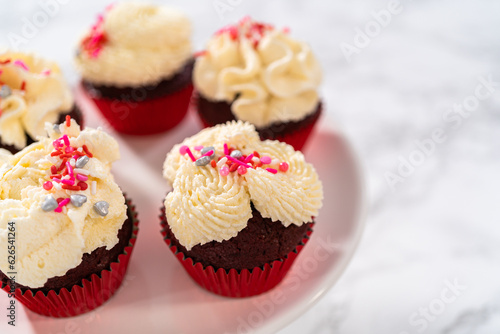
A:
1;0;499;333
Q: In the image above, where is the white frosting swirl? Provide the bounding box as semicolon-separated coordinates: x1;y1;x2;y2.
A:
75;2;192;87
0;120;126;288
0;52;73;149
163;121;323;250
194;18;322;128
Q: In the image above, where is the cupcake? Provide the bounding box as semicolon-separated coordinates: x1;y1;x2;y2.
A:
193;17;323;151
75;2;194;135
0;51;83;154
0;118;138;317
161;121;323;297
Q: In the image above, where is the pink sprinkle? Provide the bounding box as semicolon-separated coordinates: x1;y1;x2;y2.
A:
237;165;247;175
66;162;73;176
223;143;229;155
279;162;289;172
283;27;290;34
52;140;62;149
61;179;75;186
219;166;229;176
226;155;251;168
76;174;88;182
244;154;254;163
201;150;214;157
43;181;53;191
54;198;70;213
260;156;272;164
41;69;51;76
227;26;239;39
179;145;188;155
13;60;29;71
52;178;61;183
266;168;278;174
185;147;196;162
90;48;101;58
194;145;204;151
61;135;70;147
73;155;79;160
65;146;75;153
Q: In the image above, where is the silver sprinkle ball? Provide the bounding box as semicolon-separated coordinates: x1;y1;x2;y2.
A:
230;150;243;159
0;85;12;99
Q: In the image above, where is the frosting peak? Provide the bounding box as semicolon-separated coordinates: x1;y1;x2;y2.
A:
194;17;322;128
75;2;192;87
0;52;73;149
163;121;323;250
0;118;126;288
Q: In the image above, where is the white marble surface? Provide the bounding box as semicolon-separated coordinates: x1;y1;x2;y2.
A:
1;0;500;333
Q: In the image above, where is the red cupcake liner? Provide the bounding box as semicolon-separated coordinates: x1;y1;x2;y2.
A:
1;197;139;317
261;105;322;151
160;208;313;298
85;83;193;136
194;92;322;151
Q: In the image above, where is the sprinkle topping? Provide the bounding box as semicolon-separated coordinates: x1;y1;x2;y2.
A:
179;142;290;177
41;196;58;212
75;155;90;168
215;16;275;48
70;194;88;207
80;9;109;58
93;201;109;217
40;118;99;214
0;85;12;99
13;59;29;71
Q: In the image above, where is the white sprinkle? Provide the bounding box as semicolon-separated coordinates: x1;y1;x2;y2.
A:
63;175;71;180
271;158;280;166
77;147;83;152
69;159;76;167
53;182;62;190
251;157;259;163
217;157;228;168
74;168;89;175
91;181;97;195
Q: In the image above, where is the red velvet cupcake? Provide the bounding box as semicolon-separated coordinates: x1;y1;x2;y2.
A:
161;121;323;297
75;3;193;135
0;119;138;317
193;17;323;150
0;51;83;154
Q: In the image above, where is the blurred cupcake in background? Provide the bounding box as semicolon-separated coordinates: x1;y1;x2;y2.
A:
75;2;193;135
161;121;323;297
0;118;138;317
0;51;82;154
193;17;323;150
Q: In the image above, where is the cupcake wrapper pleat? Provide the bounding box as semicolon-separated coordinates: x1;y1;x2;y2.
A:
85;83;193;136
1;196;139;318
160;207;313;298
